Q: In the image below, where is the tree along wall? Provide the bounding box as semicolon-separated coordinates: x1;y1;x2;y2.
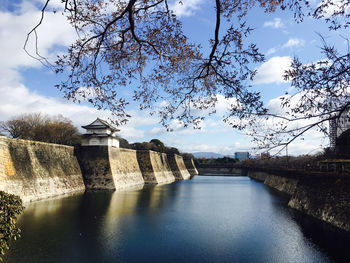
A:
0;137;84;202
183;158;198;176
76;146;145;190
167;154;191;180
136;150;175;184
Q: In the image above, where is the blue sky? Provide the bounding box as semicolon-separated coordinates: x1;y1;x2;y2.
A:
0;0;345;156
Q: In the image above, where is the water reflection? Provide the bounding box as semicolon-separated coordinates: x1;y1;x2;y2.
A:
4;176;350;263
291;210;350;263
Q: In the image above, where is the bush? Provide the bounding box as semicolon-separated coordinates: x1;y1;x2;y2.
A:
128;139;181;155
0;191;24;259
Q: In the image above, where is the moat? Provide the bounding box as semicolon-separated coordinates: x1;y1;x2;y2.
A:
4;176;350;263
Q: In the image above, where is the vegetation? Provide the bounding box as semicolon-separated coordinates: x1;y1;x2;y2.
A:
118;137;188;155
117;137;132;149
27;0;350;152
0;191;24;260
128;139;180;155
243;132;350;170
240;150;338;171
181;152;195;160
0;113;81;146
149;139;165;153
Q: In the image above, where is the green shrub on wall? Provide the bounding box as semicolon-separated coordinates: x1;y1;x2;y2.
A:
0;191;24;259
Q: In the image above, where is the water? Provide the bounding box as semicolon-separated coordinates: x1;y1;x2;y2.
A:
4;176;350;263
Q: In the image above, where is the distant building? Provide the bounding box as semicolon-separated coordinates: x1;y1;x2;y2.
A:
234;152;250;161
81;118;120;147
329;109;350;148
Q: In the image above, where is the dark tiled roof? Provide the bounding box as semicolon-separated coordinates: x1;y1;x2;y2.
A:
82;118;120;131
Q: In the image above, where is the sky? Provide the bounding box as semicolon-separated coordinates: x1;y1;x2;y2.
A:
0;0;345;156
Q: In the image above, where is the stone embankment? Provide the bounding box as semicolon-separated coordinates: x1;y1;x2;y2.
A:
248;168;350;232
0;137;197;202
197;164;245;176
167;154;191;180
263;174;298;195
183;158;198;176
288;176;350;232
136;150;175;184
0;137;85;202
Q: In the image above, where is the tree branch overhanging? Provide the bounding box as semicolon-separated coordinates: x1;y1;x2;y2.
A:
24;0;350;153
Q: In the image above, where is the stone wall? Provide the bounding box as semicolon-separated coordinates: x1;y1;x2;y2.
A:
109;148;145;190
288;176;350;232
263;175;298;195
248;171;298;195
75;146;115;189
183;158;198;176
248;168;350;232
247;171;270;182
198;165;244;176
136;150;175;184
0;137;84;202
0;138;193;203
76;146;145;190
167;154;191;180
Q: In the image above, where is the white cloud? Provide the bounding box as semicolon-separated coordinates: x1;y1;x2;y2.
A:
0;76;100;126
263;18;284;29
0;1;161;142
283;38;305;48
0;2;96;127
266;47;277;56
169;0;204;17
265;38;304;57
176;140;254;156
317;0;350;18
0;3;75;70
215;94;241;115
246;92;330;155
253;56;292;84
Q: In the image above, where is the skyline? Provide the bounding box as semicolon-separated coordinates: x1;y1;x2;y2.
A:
0;0;344;156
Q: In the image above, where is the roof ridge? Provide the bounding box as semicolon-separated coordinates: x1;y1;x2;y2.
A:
82;118;119;131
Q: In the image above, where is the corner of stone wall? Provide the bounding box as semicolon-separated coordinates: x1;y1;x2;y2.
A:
136;150;157;184
76;146;115;190
167;154;191;180
183;158;198;176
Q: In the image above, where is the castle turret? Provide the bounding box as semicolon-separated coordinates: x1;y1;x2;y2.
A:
81;118;120;147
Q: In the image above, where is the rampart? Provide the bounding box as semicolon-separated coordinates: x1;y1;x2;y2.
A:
0;137;84;202
76;146;145;190
183;158;198;176
247;168;350;232
197;164;244;175
167;154;191;180
0;137;197;202
136;150;175;184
